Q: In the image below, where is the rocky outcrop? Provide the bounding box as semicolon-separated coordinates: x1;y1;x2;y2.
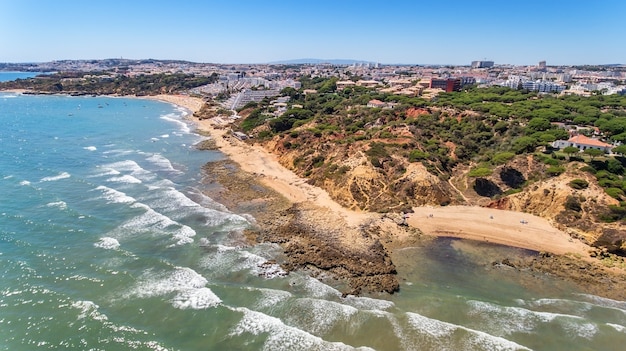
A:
201;159;406;295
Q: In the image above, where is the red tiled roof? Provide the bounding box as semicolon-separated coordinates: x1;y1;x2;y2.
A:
568;135;612;148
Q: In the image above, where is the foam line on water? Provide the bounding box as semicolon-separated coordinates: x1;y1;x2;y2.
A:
286;297;359;335
468;300;598;340
111;203;197;246
94;185;136;204
45;201;67;210
145;154;181;174
94;237;120;250
575;293;626;311
125;267;221;310
40;171;71;182
64;300;171;350
229;307;375;351
160;113;191;134
200;245;287;278
403;311;531;351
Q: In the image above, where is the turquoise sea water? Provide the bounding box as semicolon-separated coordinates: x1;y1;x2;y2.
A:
1;89;625;350
0;72;45;82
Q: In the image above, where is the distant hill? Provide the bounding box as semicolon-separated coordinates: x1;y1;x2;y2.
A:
268;58;376;65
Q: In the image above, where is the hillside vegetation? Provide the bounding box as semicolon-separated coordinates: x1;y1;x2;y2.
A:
233;77;626;253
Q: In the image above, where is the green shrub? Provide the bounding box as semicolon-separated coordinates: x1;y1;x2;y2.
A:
605;187;625;200
546;166;565;177
492;152;515;165
408;150;429;162
564;196;582;212
568;178;589;190
468;167;492;177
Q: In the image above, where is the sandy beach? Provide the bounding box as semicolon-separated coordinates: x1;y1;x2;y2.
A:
146;94;591;258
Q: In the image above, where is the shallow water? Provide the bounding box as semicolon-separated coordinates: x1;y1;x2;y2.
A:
0;91;624;350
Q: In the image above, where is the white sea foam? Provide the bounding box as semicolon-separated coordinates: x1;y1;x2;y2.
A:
146;154;180;173
251;288;292;310
84;146;97;151
94;237;120;250
575;293;626;311
200;245;286;278
467;300;596;339
160;134;169;138
160;113;190;134
40;171;70;182
46;201;67;210
94;185;136;204
107;174;142;184
127;267;220;309
138;185;248;229
72;300;109;322
19;180;31;186
404;312;531;351
607;323;626;332
170;287;222;310
1;94;18;98
230;307;373;351
113;203;197;246
2;175;12;179
342;295;395;311
286;298;359;335
90;168;121;177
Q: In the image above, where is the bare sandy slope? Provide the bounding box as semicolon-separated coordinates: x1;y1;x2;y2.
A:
146;94;591;256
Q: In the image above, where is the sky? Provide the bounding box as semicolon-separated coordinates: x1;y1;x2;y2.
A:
1;0;624;65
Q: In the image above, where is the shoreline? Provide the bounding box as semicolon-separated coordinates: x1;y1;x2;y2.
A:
5;91;593;256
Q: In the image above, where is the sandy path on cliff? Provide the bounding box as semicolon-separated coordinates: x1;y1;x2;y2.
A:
147;94;591;256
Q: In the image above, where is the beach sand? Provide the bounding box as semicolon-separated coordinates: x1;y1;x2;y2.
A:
68;94;592;257
128;94;626;298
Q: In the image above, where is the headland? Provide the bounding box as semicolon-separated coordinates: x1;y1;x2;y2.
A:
147;94;626;299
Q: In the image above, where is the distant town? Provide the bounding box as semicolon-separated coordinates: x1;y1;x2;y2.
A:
1;59;624;111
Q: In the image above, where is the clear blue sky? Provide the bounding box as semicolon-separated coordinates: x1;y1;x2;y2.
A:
1;0;624;65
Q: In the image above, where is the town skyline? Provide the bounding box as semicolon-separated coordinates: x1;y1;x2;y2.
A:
2;0;625;66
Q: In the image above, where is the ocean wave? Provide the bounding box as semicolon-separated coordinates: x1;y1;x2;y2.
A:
94;185;136;204
341;295;395;311
112;203;197;246
19;180;31;186
94;237;120;250
403;311;531;351
170;287;222;310
229;307;374;351
46;201;68;210
575;293;626;311
72;300;109;322
467;300;597;339
160;113;191;134
145;154;181;173
126;267;221;310
286;298;360;335
40;171;71;182
83;146;97;151
249;287;292;310
606;323;626;332
107;174;142;184
90;168;121;178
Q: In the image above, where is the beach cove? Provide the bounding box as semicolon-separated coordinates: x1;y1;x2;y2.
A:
2;90;626;350
149;94;626;297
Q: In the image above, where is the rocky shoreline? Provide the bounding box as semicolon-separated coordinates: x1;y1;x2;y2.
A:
198;153;626;300
199;158;422;295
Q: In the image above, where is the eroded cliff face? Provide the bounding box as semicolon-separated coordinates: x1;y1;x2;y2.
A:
263;134;460;213
261;134;625;253
486;165;624;253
